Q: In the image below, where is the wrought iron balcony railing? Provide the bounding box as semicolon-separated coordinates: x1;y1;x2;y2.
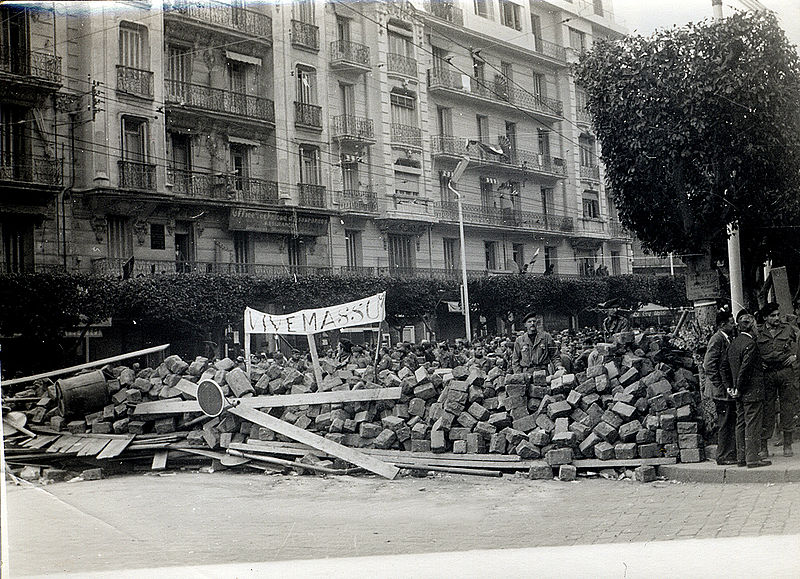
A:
168;167;279;205
432;135;470;156
391;123;422;148
494;75;563;116
580;217;606;234
294;101;322;129
291;19;319;51
387;52;417;77
298;183;326;207
331;114;374;142
118;160;156;190
532;37;567;62
337;189;378;213
580;164;600;181
0;155;63;186
434;201;574;232
165;80;275;123
608;220;629;238
117;65;154;99
424;1;463;25
165;0;272;40
330;40;370;68
576;108;592;124
0;50;62;83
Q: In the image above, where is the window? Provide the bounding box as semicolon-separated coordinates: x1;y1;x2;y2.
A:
388;235;415;270
342;157;359;190
437;106;452;136
576;86;588;111
233;231;250;269
150;223;165;250
531;14;542;50
439;171;455;202
501;61;513;82
345;230;362;268
431;46;448;71
299;144;320;185
166;45;189;100
476;115;489;143
538;129;551;158
474;0;489;18
395;171;419;196
544;246;556;274
288;238;307;268
541;187;553;215
228;60;247;94
174;220;195;272
583;192;600;219
505;121;517;152
119;22;148;69
593;0;604;17
388;31;413;59
0;104;24;171
0;7;28;74
294;0;314;23
579;135;596;166
473;56;485;83
230;144;249;190
569;27;586;51
1;220;33;273
484;241;497;270
443;238;459;270
611;251;621;275
390;90;416;127
336;16;350;42
500;0;522;30
170;133;191;171
480;177;495;209
512;243;524;271
532;72;545;98
122;117;147;162
340;82;354;116
107;216;132;261
296;65;317;104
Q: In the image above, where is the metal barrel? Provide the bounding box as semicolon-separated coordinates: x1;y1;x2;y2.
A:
56;370;110;418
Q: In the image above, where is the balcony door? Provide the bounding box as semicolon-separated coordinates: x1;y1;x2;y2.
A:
0;104;25;176
230;144;249;192
1;219;33;273
174;220;195;273
288;237;307;270
167;45;189;100
0;6;28;75
107;216;132;264
336;16;350;43
299;145;320;186
228;60;247;115
170;133;191;194
122;117;147;163
340;82;354;116
388;234;415;272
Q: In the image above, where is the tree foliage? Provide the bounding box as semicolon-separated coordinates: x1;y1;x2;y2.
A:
575;12;800;294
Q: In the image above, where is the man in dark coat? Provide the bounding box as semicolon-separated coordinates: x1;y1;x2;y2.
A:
722;313;771;468
704;310;737;465
512;312;562;374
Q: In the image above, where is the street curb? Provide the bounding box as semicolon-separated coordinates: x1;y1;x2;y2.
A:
659;458;800;484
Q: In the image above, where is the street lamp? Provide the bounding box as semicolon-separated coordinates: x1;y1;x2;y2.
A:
448;155;472;340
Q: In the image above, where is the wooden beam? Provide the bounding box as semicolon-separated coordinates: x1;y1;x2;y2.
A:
571;457;677;469
95;436;135;459
133;387;402;416
151;450;169;470
3;344;171;386
228;406;399;480
306;334;324;389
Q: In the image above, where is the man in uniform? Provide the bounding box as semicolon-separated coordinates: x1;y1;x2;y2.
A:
512;312;563;374
703;310;737;465
722;312;771;468
756;302;798;457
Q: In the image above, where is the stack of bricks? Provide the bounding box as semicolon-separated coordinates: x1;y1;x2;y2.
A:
26;332;707;467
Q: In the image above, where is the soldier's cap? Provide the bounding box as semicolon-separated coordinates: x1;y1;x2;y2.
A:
523;312;538;323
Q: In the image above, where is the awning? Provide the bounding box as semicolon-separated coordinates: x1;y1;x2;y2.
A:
229;136;262;147
225;50;261;66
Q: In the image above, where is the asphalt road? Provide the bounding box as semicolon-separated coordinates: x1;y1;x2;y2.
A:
6;470;800;576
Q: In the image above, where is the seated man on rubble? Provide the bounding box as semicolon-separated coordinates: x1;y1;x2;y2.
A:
511;311;563;375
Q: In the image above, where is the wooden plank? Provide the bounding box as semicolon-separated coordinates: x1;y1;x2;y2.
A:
133;387;403;416
174;378;199;398
78;438;111;457
47;435;76;453
63;438;92;454
393;463;502;477
151;450;169;470
229;406;399;480
24;435;59;450
3;344;170;386
95;436;135;459
571;457;677;469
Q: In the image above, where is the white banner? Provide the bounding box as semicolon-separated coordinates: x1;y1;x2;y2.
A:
245;292;387;336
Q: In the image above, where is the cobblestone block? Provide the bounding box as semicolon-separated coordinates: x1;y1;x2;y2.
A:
558;464;577;482
594;441;615;460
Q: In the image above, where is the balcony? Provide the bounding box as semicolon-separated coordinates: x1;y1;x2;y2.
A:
329;40;370;72
579;218;606;235
434;201;574;233
576;107;592;125
431;135;470;158
168;167;279;205
337;190;378;213
387;53;417;78
118;160;156;191
164;0;272;42
532;37;567;63
471;146;567;178
298;183;326;208
391;123;422;149
424;1;463;26
609;220;629;239
0;156;62;187
494;75;563;118
291;19;319;52
165;80;275;124
294;101;322;130
331;115;375;144
428;68;561;119
0;50;62;84
580;164;600;181
117;65;154;99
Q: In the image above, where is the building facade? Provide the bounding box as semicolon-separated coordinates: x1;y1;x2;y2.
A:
0;0;631;280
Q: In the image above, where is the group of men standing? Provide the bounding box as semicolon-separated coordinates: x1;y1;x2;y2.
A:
704;303;798;468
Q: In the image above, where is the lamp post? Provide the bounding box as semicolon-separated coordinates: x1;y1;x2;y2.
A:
448;155;472;340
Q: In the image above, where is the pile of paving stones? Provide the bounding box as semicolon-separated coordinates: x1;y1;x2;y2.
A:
8;330;707;470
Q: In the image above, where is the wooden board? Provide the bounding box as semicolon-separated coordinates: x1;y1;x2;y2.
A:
229;406;399;480
95;436;135;459
571;457;677;469
133;387;403;416
24;435;59;450
151;450;169;470
63;438;92;455
174;378;199;398
77;438;111;457
47;435;78;453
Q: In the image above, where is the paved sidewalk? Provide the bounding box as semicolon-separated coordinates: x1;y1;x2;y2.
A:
661;442;800;483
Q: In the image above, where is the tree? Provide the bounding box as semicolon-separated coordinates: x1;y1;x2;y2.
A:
575;11;800;304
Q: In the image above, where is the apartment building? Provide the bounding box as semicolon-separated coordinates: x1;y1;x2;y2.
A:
0;0;631;281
